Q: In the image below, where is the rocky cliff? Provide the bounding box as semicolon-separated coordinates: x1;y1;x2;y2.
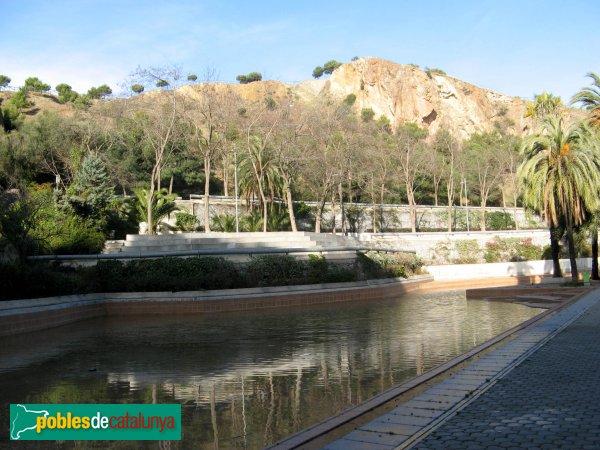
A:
4;57;538;138
183;57;532;139
323;57;530;138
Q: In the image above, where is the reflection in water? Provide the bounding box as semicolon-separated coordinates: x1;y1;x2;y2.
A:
0;290;541;449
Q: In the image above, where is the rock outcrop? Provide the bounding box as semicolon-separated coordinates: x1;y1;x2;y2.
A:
323;58;530;139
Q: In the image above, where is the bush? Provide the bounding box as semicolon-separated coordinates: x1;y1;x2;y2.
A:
485;211;516;230
176;212;200;232
484;237;543;263
245;255;305;286
356;251;423;279
453;240;481;264
0;262;82;300
92;257;243;292
47;216;105;254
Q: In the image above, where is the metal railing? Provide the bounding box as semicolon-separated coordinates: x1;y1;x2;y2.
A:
28;246;414;261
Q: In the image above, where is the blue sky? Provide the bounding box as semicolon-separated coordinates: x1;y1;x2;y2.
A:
2;0;599;100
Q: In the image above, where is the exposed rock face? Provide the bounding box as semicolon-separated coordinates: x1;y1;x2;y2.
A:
324;58;530;139
177;57;532;139
7;57;541;138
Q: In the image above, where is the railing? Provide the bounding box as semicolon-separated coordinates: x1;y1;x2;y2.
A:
28;246;415;261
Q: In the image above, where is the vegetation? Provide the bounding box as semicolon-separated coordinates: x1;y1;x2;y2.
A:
0;251;423;300
24;76;50;93
312;60;343;78
2;68;600;284
236;72;262;84
0;75;11;89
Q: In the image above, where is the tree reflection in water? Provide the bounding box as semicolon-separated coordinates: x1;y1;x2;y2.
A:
0;290;541;449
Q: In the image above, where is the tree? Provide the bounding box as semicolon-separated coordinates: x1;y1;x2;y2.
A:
393;123;428;232
323;60;342;75
571;72;600;278
155;79;169;88
23;77;50;93
361;108;375;122
67;153;114;221
129;67;183;234
525;92;562;120
55;83;79;103
518;117;600;281
0;75;10;90
432;129;461;231
131;84;144;95
133;188;178;234
312;66;324;79
187;74;198;82
182;76;236;232
463;132;508;231
87;84;112;99
236;72;262;84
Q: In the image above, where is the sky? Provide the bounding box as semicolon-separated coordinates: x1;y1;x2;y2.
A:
2;0;599;101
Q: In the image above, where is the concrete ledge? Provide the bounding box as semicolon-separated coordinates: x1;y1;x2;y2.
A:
0;275;433;337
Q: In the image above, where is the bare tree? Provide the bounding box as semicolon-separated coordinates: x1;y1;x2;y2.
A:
393;123;428;232
129;66;183;234
432;129;461;232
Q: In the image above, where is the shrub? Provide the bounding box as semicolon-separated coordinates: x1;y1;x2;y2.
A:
483;237;543;263
93;257;243;292
0;262;82;300
485;211;516;230
176;212;200;232
245;255;305;286
47;216;105;254
453;240;481;264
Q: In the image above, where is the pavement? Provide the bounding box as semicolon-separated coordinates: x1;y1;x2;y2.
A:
323;287;600;450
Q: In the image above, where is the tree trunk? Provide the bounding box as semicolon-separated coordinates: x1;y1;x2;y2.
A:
550;225;563;278
331;194;337;235
203;156;211;233
285;183;297;232
480;202;487;232
566;224;578;282
168;175;173;195
339;183;347;235
315;197;326;233
592;225;599;280
223;153;230;197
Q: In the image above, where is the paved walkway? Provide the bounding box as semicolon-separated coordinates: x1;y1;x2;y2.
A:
323;288;600;450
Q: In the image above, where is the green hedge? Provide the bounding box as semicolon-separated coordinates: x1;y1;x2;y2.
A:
1;251;423;300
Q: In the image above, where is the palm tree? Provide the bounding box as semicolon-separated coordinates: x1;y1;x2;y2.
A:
134;188;179;235
571;72;600;125
518;116;600;282
571;72;600;279
525;92;563;120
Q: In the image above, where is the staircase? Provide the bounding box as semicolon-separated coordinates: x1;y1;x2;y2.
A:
103;232;362;261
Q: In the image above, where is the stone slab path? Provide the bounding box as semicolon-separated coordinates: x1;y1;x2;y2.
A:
323;288;600;449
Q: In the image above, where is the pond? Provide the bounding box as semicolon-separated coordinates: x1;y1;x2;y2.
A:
0;290;542;449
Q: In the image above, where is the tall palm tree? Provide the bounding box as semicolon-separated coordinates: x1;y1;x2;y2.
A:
518;116;600;282
571;72;600;279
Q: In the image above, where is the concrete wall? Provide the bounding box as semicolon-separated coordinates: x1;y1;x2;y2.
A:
355;229;550;262
174;197;543;232
425;257;593;281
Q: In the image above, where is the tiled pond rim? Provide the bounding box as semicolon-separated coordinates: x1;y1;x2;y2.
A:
0;275;433;336
265;286;598;450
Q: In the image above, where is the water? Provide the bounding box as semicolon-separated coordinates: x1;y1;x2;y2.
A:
0;290;541;449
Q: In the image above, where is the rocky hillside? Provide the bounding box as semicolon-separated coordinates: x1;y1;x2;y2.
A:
3;57;545;138
323;58;530;138
182;57;533;139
